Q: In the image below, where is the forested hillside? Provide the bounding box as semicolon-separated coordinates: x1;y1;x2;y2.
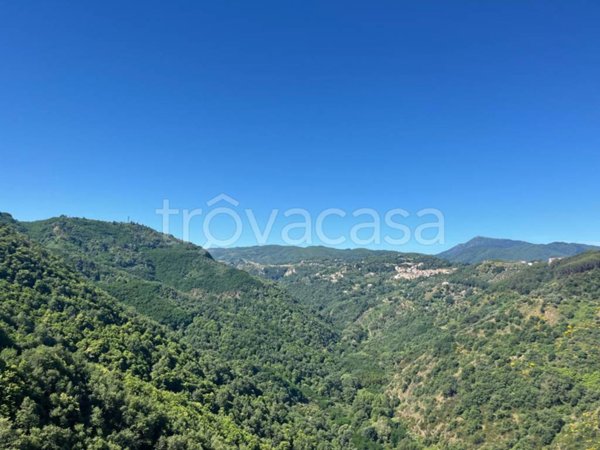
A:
2;214;600;449
1;216;419;449
0;225;263;448
210;246;399;265
216;244;600;449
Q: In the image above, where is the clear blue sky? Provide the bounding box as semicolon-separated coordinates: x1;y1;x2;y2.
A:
1;1;599;252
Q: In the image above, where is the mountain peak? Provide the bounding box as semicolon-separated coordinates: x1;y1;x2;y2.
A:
439;236;598;264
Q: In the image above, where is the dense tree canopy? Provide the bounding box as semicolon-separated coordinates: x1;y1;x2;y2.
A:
1;214;600;449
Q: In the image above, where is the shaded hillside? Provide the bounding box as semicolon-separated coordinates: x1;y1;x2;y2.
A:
21;216;260;294
437;236;598;264
210;245;399;265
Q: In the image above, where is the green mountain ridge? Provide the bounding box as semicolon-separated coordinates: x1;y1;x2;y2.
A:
437;236;599;264
209;245;401;265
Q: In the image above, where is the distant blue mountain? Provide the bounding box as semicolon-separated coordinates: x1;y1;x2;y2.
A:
437;236;599;264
